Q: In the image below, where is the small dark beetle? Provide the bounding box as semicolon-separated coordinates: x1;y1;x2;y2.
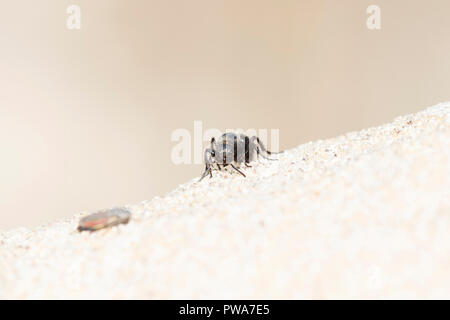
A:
199;133;282;181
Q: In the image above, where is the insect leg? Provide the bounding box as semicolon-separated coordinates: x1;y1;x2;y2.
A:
230;164;246;177
199;148;214;181
256;146;277;161
199;165;211;181
252;136;283;155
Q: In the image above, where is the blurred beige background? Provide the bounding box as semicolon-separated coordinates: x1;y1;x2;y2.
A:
1;0;449;229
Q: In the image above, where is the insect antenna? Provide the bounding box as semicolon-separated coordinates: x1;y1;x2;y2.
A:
255;137;284;156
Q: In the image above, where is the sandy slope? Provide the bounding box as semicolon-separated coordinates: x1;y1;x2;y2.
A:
1;103;449;299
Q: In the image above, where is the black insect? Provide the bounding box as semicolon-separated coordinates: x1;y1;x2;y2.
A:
199;133;282;181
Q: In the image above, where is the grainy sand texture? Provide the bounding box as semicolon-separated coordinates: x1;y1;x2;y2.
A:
1;103;449;299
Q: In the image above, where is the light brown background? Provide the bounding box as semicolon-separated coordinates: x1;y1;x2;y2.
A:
1;0;449;229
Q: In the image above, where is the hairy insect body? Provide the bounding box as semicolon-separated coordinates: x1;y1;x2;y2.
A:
199;132;281;181
217;133;246;164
